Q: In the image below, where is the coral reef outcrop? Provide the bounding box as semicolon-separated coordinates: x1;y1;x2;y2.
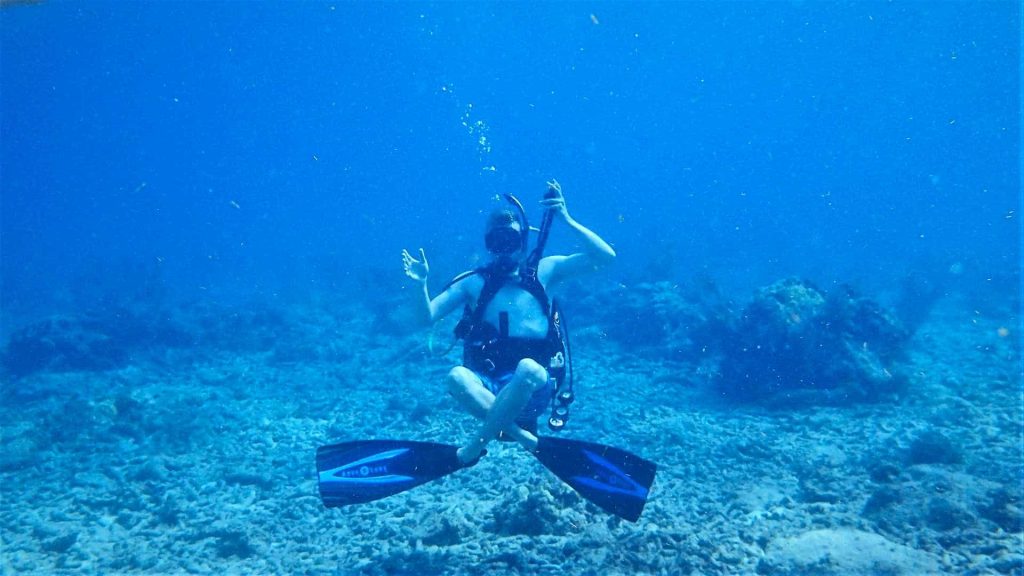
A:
718;278;909;404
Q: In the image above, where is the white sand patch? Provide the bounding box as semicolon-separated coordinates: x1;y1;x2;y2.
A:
762;528;941;575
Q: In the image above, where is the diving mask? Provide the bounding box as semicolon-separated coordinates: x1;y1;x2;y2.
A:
485;225;523;255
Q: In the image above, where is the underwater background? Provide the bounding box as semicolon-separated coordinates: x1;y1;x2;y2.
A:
1;2;1020;575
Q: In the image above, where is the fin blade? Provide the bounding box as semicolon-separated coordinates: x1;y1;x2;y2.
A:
534;436;657;522
316;440;464;507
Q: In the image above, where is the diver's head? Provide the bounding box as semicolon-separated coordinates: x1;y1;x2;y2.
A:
484;207;526;273
485;208;526;254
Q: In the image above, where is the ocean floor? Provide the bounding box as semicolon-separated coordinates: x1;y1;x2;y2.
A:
1;293;1020;575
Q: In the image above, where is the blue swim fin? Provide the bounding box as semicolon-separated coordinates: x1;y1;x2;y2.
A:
316;437;656;522
316;440;478;507
533;436;656;522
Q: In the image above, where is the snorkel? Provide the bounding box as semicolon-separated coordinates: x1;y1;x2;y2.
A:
499;193;530;253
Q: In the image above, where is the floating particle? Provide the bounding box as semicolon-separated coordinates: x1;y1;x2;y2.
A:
997;327;1010;338
230;200;241;209
590;13;599;25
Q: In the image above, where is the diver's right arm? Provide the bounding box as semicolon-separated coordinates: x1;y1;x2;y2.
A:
402;248;467;326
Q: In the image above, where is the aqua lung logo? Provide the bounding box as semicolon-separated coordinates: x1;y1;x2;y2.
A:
318;448;414;486
337;464;388;478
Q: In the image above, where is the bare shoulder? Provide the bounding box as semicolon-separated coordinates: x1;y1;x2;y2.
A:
448;269;484;299
538;253;610;289
537;254;571;288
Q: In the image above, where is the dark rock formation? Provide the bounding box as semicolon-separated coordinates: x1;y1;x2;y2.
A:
0;301;297;378
0;310;189;377
583;278;735;363
719;278;909;405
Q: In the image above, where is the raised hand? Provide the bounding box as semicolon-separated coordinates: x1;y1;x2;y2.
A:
541;178;570;221
402;248;429;283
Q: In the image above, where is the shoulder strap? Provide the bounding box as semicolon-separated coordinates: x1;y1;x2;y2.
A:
517;271;552;319
473;266;553;320
468;265;504;328
440;267;483;294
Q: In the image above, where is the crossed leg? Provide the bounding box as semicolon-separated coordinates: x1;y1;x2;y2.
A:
448;359;546;463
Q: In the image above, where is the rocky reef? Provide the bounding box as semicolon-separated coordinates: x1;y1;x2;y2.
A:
718;278;910;405
0;274;1018;575
0;301;308;380
582;276;911;406
1;309;190;378
582;278;735;364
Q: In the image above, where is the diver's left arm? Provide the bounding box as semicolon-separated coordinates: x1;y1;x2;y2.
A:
539;180;616;286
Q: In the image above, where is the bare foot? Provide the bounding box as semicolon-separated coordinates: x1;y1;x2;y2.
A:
457;442;484;465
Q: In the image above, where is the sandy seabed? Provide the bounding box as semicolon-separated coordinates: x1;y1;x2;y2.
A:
1;296;1020;575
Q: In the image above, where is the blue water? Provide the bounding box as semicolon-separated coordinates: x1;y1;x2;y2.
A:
2;3;1021;574
2;1;1017;323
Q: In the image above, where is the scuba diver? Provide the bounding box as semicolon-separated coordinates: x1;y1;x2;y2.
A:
401;179;616;464
316;180;655;522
